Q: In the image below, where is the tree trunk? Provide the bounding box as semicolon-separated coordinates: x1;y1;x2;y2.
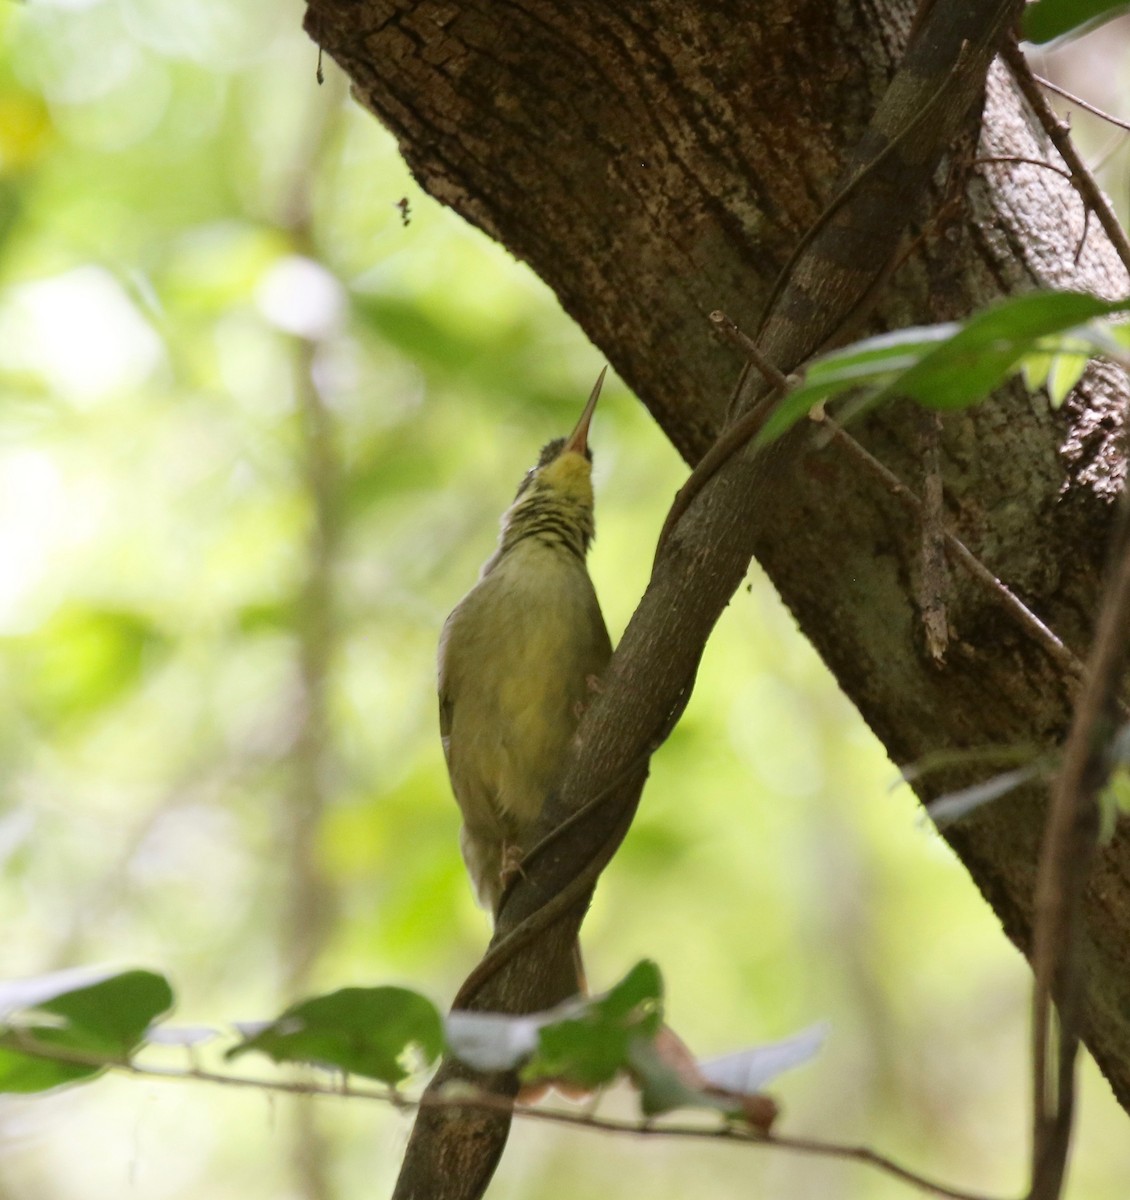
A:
305;0;1130;1129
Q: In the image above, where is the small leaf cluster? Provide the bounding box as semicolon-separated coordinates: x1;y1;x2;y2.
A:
0;962;822;1129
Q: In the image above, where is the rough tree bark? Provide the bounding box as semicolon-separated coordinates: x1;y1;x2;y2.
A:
303;0;1130;1178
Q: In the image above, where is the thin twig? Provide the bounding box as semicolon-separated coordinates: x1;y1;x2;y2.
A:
1032;74;1130;135
1003;39;1130;281
9;1035;1001;1200
711;309;792;392
1029;481;1130;1199
918;411;951;664
820;416;1086;683
973;155;1075;185
971;156;1089;264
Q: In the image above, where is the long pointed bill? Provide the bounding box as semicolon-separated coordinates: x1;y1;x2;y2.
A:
563;365;607;455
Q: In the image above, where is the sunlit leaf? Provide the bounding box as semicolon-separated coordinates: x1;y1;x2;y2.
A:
0;1042;100;1093
0;87;54;172
227;986;444;1086
161;222;287;314
697;1022;827;1095
1098;726;1130;842
1100;767;1130;843
1047;347;1090;409
593;959;663;1024
1021;350;1054;394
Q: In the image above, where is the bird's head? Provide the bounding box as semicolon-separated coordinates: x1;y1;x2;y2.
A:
513;366;606;511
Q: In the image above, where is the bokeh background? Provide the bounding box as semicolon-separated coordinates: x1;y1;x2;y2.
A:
1;2;1129;1197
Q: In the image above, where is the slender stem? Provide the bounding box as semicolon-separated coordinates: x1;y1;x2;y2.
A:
972;155;1074;185
1032;74;1130;135
8;1033;1001;1200
1028;495;1130;1200
820;417;1085;683
1003;39;1130;281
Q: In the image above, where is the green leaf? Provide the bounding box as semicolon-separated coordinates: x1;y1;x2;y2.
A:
37;970;173;1049
592;959;663;1024
1021;349;1054;394
804;324;960;381
626;1035;706;1117
873;291;1128;411
0;1041;103;1093
1099;726;1130;842
1099;766;1130;844
757;291;1130;446
1023;0;1130;43
520;960;664;1089
227;986;444;1086
756;327;957;445
1047;348;1089;409
0;968;174;1094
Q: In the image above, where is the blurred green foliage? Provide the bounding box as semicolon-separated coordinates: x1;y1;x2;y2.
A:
1;2;1129;1199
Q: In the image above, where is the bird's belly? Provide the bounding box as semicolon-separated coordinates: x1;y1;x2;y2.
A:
446;549;607;837
462;617;587;825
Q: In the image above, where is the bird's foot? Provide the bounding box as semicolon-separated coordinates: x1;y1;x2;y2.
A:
572;674;606;720
499;842;526;891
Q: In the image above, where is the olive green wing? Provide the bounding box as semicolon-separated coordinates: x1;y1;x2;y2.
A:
436;608;459;770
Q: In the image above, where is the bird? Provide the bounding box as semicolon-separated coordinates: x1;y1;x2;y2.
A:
438;368;613;931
